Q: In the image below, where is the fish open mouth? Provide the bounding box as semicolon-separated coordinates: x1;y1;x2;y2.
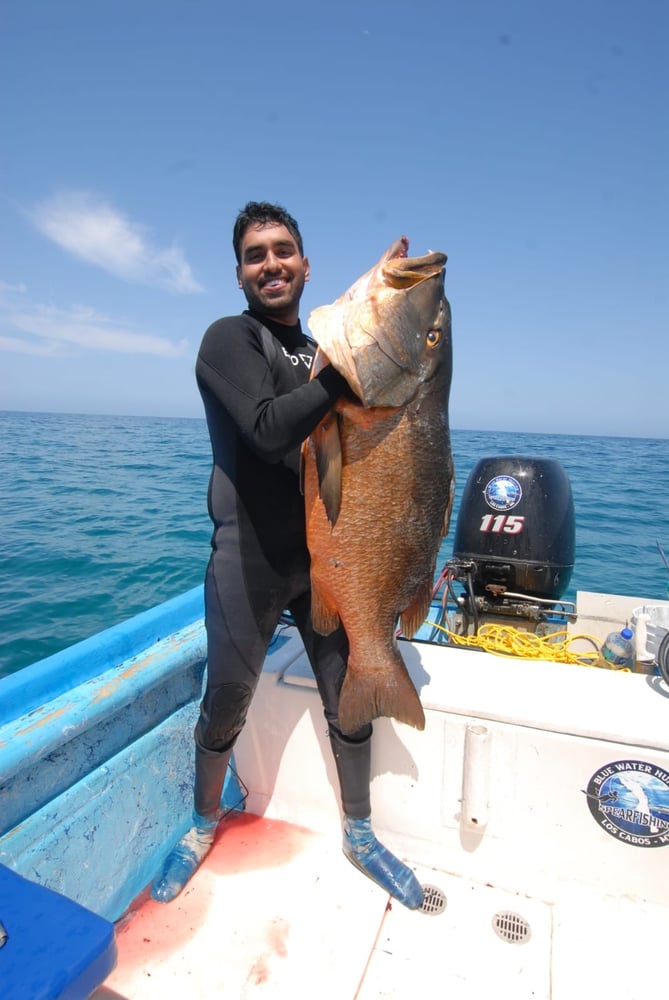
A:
382;237;446;289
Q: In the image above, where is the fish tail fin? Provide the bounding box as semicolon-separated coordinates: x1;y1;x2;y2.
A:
338;659;425;734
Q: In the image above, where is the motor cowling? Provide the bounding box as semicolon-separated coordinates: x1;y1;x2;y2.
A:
452;456;575;601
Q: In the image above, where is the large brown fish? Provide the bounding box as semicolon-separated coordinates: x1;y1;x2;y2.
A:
303;237;454;734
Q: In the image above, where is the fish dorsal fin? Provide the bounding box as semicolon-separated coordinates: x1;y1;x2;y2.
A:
313;412;343;526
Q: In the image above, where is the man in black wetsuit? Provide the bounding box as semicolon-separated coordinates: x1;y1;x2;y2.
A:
151;202;423;910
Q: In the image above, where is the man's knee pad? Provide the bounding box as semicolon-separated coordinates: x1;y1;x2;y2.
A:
196;682;253;752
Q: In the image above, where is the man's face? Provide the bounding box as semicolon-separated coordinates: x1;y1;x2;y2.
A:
236;222;310;325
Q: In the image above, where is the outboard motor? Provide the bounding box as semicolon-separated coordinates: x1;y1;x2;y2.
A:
448;456;575;632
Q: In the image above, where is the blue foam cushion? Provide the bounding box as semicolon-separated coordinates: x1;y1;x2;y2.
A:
0;864;117;1000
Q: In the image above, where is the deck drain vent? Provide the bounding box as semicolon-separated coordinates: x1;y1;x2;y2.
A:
492;910;531;944
418;885;447;915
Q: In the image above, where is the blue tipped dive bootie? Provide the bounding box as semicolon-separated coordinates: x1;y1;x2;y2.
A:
342;816;424;910
150;810;219;903
151;743;239;903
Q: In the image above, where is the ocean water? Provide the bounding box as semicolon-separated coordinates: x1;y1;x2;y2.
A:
1;410;668;678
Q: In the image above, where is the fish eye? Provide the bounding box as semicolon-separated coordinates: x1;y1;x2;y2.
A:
426;330;440;347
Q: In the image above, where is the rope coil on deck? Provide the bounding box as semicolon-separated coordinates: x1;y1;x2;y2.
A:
424;622;621;669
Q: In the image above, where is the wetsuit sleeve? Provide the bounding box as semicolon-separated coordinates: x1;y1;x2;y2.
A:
196;318;347;464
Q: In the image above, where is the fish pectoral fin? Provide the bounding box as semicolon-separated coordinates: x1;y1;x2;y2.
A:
442;476;456;536
314;412;343;526
338;659;425;735
399;579;433;639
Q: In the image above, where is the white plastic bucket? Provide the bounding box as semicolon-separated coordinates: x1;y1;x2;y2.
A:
632;604;669;659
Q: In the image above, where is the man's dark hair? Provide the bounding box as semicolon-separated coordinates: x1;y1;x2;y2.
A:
232;201;304;263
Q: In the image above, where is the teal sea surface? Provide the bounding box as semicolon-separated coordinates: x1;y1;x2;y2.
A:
1;410;668;678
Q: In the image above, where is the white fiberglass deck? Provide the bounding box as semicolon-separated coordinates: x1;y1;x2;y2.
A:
95;591;669;999
94;812;666;1000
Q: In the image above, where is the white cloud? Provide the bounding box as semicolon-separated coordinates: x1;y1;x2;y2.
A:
28;191;204;294
0;334;64;357
0;286;188;358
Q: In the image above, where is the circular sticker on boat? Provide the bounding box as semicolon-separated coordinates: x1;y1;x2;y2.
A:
584;760;669;847
483;476;522;511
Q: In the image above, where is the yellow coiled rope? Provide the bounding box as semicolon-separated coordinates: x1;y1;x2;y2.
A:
424;621;625;669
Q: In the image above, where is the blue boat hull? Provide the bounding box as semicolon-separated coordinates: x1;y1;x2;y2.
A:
0;587;243;922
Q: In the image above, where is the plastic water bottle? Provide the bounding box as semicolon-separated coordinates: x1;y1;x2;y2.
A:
600;627;635;669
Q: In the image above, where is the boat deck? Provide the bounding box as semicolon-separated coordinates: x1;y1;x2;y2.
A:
93;810;666;1000
4;589;668;999
93;812;539;999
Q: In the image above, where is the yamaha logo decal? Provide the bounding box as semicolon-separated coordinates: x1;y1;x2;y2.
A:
483;476;522;512
584;760;669;847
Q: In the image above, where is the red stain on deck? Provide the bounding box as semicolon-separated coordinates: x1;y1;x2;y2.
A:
247;956;270;985
113;814;315;969
208;813;317;876
245;917;291;987
102;812;387;998
268;916;290;958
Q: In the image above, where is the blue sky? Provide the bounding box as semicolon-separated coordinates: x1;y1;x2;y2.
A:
1;0;667;437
